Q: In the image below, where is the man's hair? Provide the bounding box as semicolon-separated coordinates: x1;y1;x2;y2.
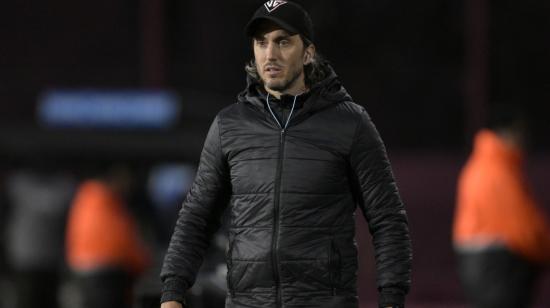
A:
245;36;331;88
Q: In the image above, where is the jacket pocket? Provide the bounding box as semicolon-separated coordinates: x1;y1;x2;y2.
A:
329;240;342;295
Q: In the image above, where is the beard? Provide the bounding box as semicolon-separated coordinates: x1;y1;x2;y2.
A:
261;65;304;93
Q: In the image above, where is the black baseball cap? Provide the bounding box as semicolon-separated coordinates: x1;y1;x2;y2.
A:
245;1;314;43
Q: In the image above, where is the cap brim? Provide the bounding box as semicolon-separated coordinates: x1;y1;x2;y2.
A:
245;16;300;38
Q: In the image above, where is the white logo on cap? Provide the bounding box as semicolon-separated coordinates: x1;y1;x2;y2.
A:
264;0;288;13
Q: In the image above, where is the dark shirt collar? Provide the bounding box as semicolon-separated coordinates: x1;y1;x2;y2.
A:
258;87;312;110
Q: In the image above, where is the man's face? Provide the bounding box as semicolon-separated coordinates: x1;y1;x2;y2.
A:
253;23;312;95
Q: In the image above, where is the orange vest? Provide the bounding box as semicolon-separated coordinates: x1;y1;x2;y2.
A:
66;180;150;274
453;130;550;264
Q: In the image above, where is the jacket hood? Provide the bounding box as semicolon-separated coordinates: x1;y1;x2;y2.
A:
237;62;352;113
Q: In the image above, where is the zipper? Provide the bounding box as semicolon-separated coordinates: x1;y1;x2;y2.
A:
328;240;334;296
272;128;285;307
265;93;295;307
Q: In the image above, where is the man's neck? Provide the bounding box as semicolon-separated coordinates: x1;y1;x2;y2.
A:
265;86;309;99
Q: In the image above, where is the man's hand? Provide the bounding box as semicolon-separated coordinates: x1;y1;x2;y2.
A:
160;301;183;308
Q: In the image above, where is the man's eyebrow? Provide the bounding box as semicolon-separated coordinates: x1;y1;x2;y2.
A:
253;32;293;41
273;34;292;41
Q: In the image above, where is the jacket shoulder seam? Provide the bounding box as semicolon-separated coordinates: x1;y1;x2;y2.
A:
349;106;366;155
215;115;226;158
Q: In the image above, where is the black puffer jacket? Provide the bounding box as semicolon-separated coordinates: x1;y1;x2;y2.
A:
161;66;412;308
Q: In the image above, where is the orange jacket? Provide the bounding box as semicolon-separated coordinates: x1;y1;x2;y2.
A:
453;130;550;264
66;180;150;274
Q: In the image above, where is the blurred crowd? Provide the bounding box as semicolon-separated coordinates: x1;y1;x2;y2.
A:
0;161;228;308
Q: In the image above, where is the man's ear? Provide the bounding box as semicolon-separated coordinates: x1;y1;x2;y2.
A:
303;44;316;65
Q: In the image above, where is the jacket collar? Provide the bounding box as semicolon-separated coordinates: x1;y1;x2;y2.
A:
237;63;352;115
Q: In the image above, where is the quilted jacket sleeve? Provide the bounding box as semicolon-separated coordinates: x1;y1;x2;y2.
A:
349;108;412;308
160;116;231;304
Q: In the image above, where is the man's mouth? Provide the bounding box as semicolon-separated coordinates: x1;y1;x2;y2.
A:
265;65;282;77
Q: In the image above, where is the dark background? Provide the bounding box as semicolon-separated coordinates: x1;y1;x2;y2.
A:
1;0;549;306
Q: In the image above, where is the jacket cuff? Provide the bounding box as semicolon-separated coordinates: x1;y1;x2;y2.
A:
378;287;405;307
160;278;188;304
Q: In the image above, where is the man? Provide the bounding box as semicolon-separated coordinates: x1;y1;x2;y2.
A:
161;1;412;307
453;111;550;307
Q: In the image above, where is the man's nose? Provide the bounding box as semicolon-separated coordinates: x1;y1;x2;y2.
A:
266;42;279;60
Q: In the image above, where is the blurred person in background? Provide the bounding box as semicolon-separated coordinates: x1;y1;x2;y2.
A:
145;164;227;307
147;164;196;245
4;167;76;308
65;164;151;308
160;1;411;308
453;106;550;308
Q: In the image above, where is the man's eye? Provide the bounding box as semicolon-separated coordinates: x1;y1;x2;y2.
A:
256;40;267;47
279;40;289;46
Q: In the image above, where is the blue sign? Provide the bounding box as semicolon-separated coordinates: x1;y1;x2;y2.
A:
38;90;181;129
